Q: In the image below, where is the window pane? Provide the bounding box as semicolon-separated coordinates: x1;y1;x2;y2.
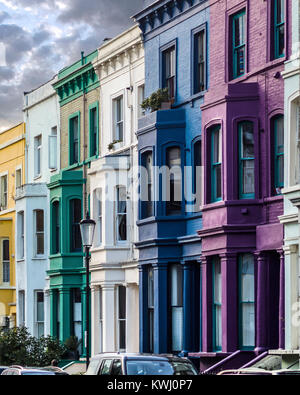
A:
117;187;127;241
3;239;9;261
240;254;255;348
118;286;126;320
276;0;284;24
36;210;44;232
111;360;122;376
234;13;245;47
166;147;182;215
214;260;222;304
241;123;254;158
71;199;82;251
170;265;183;307
242;161;255;195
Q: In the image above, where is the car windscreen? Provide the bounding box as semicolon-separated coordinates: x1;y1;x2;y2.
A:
125;360;197;375
21;371;54;375
86;359;101;375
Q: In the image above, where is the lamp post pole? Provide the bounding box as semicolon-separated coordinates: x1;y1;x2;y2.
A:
85;244;91;371
80;212;95;373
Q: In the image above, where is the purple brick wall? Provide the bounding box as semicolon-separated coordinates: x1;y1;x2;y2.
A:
196;0;291;366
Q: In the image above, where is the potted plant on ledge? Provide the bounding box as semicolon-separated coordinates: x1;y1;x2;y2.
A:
141;88;172;113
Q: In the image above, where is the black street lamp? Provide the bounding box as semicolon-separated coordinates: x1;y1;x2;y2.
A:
80;212;96;371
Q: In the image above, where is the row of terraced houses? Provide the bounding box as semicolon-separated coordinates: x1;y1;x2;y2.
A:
1;0;300;373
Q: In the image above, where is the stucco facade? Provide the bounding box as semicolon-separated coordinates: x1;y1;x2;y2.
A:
15;77;60;337
49;50;100;356
89;25;143;355
134;0;207;356
0;123;25;330
194;0;291;372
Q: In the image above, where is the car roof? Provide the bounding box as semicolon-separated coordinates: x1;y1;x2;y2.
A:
218;368;300;375
90;353;191;362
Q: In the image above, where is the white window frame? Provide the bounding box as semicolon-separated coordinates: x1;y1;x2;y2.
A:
34;135;42;178
137;82;145;119
34;209;44;257
1;238;10;285
35;290;45;339
112;93;124;143
15;165;22;191
115;186;128;244
0;172;8;211
116;285;126;352
18;211;25;260
49;126;58;170
93;188;102;247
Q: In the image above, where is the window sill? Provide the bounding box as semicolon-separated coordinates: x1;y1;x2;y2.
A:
32;256;46;260
16;258;25;263
34;175;42;181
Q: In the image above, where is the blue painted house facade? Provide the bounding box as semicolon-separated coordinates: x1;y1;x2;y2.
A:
133;0;209;355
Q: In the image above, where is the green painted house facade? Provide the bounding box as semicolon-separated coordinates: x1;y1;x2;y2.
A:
48;51;100;356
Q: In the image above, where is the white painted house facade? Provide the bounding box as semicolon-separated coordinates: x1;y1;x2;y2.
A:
277;0;300;367
89;25;144;355
15;77;60;337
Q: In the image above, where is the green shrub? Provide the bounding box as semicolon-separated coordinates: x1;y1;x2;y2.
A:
0;327;66;367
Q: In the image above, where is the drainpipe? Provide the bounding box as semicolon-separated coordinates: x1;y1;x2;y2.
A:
82;51;87;218
127;47;135;262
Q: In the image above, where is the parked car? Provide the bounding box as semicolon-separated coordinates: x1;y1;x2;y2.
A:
1;366;68;375
218;368;300;375
0;367;8;375
86;353;198;375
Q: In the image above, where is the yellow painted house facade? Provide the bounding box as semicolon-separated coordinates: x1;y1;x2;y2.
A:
0;123;25;328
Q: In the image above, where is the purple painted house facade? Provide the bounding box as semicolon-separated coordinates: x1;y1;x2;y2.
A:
192;0;291;372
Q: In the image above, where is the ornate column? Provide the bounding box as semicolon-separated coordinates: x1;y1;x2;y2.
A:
255;252;268;352
139;265;149;353
49;288;58;338
102;285;116;352
220;253;238;353
91;285;100;356
126;283;139;353
182;261;193;352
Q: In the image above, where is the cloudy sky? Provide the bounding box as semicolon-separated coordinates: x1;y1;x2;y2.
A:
0;0;149;132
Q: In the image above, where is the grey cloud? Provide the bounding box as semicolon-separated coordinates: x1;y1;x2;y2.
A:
0;11;10;23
